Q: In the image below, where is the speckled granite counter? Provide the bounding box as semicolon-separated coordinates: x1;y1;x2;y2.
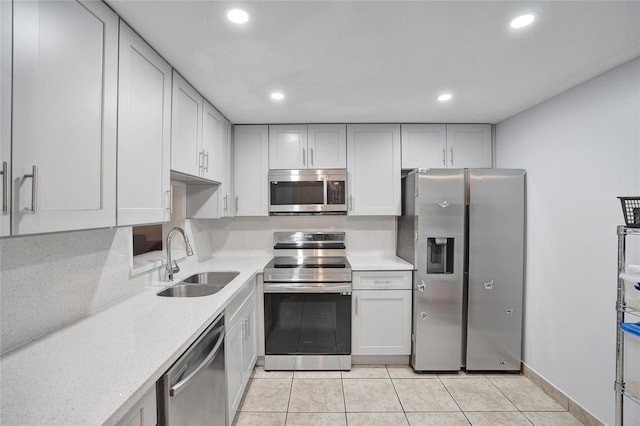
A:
0;256;270;426
348;254;414;271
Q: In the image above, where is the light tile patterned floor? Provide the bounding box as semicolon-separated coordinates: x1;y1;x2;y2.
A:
234;366;584;426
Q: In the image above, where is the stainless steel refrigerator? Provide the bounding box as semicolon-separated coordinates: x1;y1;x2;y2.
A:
397;168;525;372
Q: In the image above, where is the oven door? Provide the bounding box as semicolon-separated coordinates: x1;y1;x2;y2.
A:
264;283;351;356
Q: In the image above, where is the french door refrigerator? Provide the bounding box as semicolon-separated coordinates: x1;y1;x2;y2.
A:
397;168;525;372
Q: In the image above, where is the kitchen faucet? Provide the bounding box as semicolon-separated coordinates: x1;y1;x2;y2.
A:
165;227;194;281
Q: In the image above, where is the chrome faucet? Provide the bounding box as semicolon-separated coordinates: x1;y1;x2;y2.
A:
165;227;194;281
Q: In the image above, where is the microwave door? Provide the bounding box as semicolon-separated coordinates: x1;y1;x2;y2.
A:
269;180;326;213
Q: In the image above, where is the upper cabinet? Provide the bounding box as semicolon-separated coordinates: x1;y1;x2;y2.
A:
117;21;172;226
347;124;401;216
171;71;225;183
0;0;11;236
12;0;118;235
269;124;346;169
233;125;269;216
446;124;492;168
401;124;492;169
171;71;202;178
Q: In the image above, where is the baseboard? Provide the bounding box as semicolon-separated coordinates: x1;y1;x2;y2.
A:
352;355;410;365
521;362;604;426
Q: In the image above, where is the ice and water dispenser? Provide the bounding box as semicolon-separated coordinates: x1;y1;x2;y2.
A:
427;237;455;274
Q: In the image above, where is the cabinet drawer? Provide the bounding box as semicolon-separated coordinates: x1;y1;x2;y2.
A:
352;271;412;290
226;277;256;327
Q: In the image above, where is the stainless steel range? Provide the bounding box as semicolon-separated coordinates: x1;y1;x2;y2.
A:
263;232;352;371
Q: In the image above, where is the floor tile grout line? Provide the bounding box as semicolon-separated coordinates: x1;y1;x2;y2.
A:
438;374;472;425
386;366;412;425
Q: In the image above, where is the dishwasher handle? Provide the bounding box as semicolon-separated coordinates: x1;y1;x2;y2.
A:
169;326;224;397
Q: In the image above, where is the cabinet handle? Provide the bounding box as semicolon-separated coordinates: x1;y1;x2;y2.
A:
450;147;454;166
355;296;358;316
24;165;37;214
0;161;7;214
442;148;446;166
223;195;228;213
241;320;246;340
246;317;250;338
235;195;239;213
302;148;306;167
198;151;204;173
348;195;353;212
204;150;209;173
165;189;172;214
310;148;314;166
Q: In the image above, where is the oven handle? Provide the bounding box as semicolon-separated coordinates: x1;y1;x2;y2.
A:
264;282;352;294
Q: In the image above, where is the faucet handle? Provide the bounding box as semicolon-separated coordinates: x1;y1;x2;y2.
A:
172;260;180;274
185;238;194;256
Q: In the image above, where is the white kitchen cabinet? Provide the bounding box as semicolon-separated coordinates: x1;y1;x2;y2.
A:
185;117;234;219
202;100;224;182
401;124;447;169
347;124;401;216
171;71;202;178
269;125;308;169
226;280;257;424
446;124;492;168
233;125;269;216
0;0;11;236
352;270;412;356
117;21;171;226
308;124;347;169
116;386;156;426
12;0;118;235
269;124;346;170
402;124;492;169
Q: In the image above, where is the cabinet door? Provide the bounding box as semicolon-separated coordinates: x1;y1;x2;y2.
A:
233;125;268;216
268;125;307;169
117;21;171;226
171;71;202;177
220;120;234;216
446;124;492;168
241;297;258;381
352;289;412;356
12;0;117;235
308;124;347;169
202;100;223;182
225;320;244;423
347;124;401;216
0;0;11;236
401;124;447;169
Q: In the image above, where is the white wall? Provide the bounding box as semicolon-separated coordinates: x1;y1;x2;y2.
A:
496;57;640;425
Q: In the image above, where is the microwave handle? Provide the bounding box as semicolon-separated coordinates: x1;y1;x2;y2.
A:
323;176;328;211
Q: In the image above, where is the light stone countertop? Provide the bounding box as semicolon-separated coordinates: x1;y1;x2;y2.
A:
0;255;270;426
348;254;414;271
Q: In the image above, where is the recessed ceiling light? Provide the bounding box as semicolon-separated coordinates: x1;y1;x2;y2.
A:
437;93;452;102
510;14;535;29
226;8;249;24
270;92;285;101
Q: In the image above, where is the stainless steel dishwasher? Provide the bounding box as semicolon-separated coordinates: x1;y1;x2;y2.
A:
157;314;226;425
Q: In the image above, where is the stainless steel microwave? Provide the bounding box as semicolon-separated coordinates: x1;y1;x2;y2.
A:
268;169;347;215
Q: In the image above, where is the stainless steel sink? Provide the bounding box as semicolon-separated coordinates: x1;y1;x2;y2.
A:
157;271;240;297
182;271;240;285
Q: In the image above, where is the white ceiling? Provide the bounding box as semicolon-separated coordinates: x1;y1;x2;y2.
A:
106;1;640;124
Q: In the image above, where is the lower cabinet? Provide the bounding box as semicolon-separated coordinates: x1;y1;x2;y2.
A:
225;280;257;424
116;387;156;426
352;271;412;356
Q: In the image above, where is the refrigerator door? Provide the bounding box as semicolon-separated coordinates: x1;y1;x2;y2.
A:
412;169;465;371
466;169;525;371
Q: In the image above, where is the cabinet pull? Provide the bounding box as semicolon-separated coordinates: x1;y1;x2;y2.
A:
24;165;37;214
165;189;172;214
348;195;353;211
310;148;314;166
223;195;228;213
442;148;446;166
204;150;209;173
0;161;7;214
302;148;306;167
355;296;358;316
235;195;239;213
450;147;454;166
